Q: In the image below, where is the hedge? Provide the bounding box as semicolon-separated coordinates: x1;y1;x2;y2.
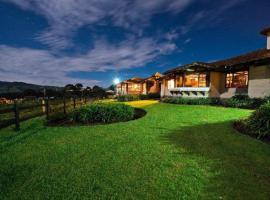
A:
71;103;134;123
162;95;270;109
117;93;160;102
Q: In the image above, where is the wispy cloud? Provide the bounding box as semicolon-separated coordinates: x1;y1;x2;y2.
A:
0;38;176;86
184;38;192;44
5;0;193;49
0;0;248;86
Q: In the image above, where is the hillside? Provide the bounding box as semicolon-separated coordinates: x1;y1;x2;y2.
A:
0;81;62;94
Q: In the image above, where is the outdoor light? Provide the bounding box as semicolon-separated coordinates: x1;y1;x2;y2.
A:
113;78;120;85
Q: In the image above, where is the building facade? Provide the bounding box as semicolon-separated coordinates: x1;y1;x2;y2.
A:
116;73;162;95
160;28;270;98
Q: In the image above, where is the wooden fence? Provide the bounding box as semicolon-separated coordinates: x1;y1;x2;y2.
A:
0;96;93;130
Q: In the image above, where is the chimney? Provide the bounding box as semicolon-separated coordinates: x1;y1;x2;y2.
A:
261;27;270;50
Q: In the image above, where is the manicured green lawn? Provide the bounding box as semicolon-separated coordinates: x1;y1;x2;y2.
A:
0;101;269;199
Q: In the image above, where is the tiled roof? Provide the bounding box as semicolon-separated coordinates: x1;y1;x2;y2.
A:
211;49;270;67
261;27;270;35
162;49;270;76
124;77;144;83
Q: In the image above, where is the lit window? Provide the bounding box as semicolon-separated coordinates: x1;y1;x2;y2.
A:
226;71;248;88
128;83;141;91
167;79;174;89
184;73;208;87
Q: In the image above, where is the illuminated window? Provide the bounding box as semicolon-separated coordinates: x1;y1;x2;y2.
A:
167;79;174;89
226;71;248;88
176;76;183;87
128;83;141;91
184;73;208;87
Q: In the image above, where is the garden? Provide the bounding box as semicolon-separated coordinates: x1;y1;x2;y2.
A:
0;100;270;199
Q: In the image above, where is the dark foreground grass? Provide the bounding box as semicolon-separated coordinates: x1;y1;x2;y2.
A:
0;101;270;199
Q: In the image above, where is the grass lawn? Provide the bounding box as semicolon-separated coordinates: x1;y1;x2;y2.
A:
0;101;270;199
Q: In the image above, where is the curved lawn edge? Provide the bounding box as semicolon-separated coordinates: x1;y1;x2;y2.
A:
1;103;270;199
47;108;147;127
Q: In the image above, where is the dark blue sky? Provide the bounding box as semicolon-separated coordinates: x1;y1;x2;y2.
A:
0;0;269;87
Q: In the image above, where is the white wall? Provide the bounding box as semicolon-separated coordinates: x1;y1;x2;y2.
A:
267;35;270;50
248;65;270;97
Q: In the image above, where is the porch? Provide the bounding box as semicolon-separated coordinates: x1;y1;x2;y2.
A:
169;87;210;97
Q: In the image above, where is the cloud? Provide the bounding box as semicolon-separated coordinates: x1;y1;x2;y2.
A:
184;38;191;44
5;0;193;49
0;38;176;86
164;30;180;41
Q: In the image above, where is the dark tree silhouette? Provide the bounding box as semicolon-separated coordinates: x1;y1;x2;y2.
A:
92;85;106;98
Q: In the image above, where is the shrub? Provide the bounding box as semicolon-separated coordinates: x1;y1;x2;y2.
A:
246;102;270;138
147;93;160;99
117;93;160;102
263;95;270;104
231;94;250;101
139;93;160;100
162;97;220;105
139;94;148;100
71;103;134;123
117;94;139;102
221;95;265;109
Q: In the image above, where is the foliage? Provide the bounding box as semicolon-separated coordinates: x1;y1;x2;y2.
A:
71;103;134;123
92;85;107;98
140;93;160;100
221;95;262;109
246;102;270;138
162;95;270;109
118;93;160;102
117;94;140;102
162;97;220;105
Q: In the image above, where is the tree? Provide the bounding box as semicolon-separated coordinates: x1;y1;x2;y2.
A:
75;83;83;90
92;85;106;98
22;89;38;97
74;83;83;97
83;86;92;97
107;84;115;91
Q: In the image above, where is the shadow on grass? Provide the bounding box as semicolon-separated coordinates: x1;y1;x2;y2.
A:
0;118;46;150
161;120;270;199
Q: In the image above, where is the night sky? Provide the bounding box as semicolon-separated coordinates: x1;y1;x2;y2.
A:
0;0;269;87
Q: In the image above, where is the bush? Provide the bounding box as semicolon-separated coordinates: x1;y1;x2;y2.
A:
221;95;265;109
246;102;270;138
117;95;139;102
71;103;134;123
139;93;160;100
147;93;160;99
117;93;160;102
138;94;148;100
263;95;270;104
162;97;220;105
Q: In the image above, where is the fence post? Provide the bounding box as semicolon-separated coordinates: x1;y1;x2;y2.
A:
73;97;76;109
46;98;49;120
14;101;20;131
63;96;66;115
42;99;46;113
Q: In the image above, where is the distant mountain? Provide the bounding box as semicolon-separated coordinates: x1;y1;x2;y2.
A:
0;81;63;94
